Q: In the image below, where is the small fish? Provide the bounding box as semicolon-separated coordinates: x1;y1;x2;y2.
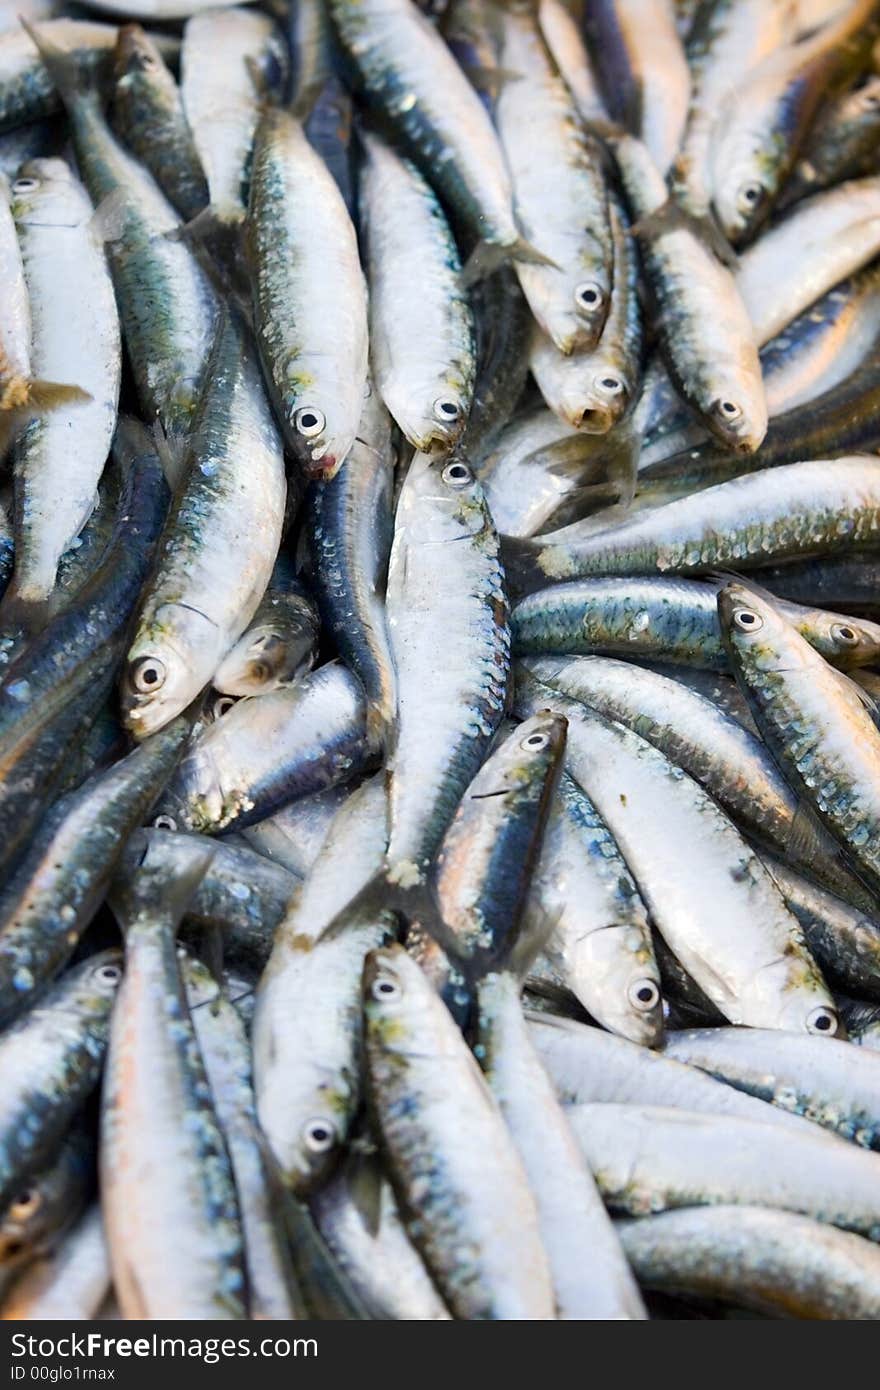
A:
363;944;556;1319
6;158;119;611
0;952;120;1212
110;24;208;224
617;1206;880;1319
306;385;397;749
384;453;509;888
360;131;475;451
122;312;286;738
103;855;246;1319
247;107;367;481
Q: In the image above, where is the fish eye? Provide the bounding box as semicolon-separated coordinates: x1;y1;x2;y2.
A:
521;730;550;751
302;1117;337;1154
716;399;743;422
94;962;123;988
627;978;660;1012
371;973;401;1003
732;606;763;632
294;407;326;439
9;1188;39;1219
433;398;461;423
441;461;472;488
12;177;39;193
737;181;765;211
859;87;880;109
806;1005;837;1035
574;280;604;314
596;374;624;397
129;656;166;695
152;813;177;831
831;623;859;647
212;695;237;719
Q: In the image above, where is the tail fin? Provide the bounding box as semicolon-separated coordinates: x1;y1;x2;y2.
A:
20;17;100;111
461;235;560;287
0;343;90;417
500;534;550;598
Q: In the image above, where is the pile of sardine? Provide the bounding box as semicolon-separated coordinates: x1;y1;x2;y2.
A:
3;0;880;1323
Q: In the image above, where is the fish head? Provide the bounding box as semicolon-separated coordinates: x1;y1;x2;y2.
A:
814;612;880;670
705;369;768;454
363;944;446;1052
383;379;470;454
113;24;165;84
288;402;350;481
122;604;219;740
717;581;811;674
11;160;87;230
399;451;493;543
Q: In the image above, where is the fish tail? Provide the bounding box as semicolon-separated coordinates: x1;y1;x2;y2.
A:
461;235;560;287
500;534;549;598
20;17;100;110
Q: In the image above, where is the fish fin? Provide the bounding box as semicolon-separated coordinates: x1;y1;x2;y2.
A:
344;1147;384;1239
631;198;739;266
504;904;563;983
19;17;100;109
260;1138;375;1320
468;62;524;94
782;798;846;871
461;236;560;287
109;840;216;934
89;189;130;246
829;662;880;717
499;533;550;598
0;590;50;638
22;379;91;410
149;419;189;490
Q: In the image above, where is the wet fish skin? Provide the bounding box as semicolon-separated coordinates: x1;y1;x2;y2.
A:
312;1157;452;1320
110;24;208;224
363;944;556;1320
431;711;567;972
384;452;510;888
0;1203;109;1320
720;580;880;901
569;1103;880;1238
253;775;391;1196
181;7;288;229
122;312;286;739
26;20;218;467
761;858;880;1003
526;768;663;1046
516;670;839;1034
8;157;120;609
0;1128;92;1289
512;575;880;672
362;131;475;452
503;457;880;592
781;74;880;206
528;1012;837;1137
0;717;190;1030
0;22;120;133
617;1206;880;1319
184;956;302;1321
664;1026;880;1150
306;386;396;750
247;106;368;481
213;570;319;699
0;951;121;1213
102;859;246;1320
476;966;647;1319
496;3;613;354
